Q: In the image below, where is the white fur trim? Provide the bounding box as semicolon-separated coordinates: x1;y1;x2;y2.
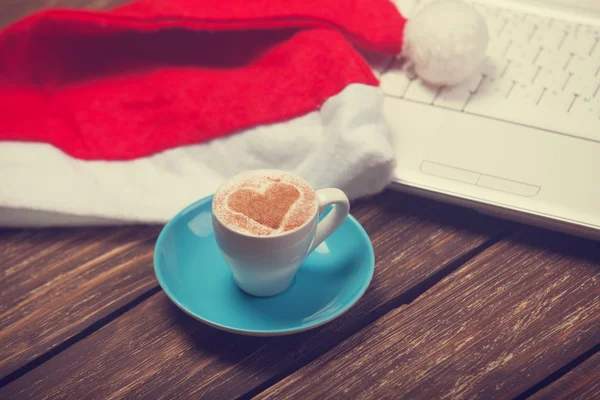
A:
0;84;395;227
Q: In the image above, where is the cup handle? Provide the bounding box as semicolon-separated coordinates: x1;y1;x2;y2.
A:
308;188;350;253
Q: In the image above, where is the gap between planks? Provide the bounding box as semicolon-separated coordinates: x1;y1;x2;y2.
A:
514;342;600;400
237;233;508;400
245;229;600;400
0;286;161;388
0;234;508;391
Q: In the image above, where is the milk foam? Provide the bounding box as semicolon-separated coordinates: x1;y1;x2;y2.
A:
213;170;317;236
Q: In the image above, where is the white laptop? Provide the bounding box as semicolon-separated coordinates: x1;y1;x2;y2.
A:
383;0;600;240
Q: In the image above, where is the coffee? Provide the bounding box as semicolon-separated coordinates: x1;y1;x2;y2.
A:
213;171;317;236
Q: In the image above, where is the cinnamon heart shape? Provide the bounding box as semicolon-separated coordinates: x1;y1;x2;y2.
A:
228;183;300;229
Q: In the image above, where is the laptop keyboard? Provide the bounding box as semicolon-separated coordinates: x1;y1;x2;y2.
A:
381;2;600;141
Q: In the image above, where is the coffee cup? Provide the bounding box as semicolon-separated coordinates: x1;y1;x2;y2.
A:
212;169;350;297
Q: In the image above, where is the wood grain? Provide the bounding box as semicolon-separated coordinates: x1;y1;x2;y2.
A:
4;1;597;397
528;351;600;400
0;225;161;378
0;191;511;399
255;229;600;400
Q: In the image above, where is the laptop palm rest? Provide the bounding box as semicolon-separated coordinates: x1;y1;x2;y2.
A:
423;121;560;197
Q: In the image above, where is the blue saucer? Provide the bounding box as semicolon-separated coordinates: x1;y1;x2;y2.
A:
153;195;374;336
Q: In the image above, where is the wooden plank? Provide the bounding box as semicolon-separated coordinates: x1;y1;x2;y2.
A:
255;230;600;400
0;191;510;398
0;225;161;378
528;351;600;400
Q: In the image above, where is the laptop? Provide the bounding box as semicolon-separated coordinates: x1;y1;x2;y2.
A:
382;0;600;240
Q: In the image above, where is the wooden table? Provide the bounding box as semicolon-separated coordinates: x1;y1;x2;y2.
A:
1;2;600;399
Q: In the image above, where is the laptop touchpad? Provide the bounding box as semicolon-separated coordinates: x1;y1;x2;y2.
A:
424;121;559;196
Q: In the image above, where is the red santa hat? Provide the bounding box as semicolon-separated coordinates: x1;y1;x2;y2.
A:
0;0;488;226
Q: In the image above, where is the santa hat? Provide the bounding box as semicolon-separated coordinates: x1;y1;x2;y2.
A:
0;0;488;226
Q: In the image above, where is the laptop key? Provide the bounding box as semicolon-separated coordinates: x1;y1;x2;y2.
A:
564;74;600;99
550;19;576;33
534;68;570;91
503;20;536;43
404;79;439;104
535;48;572;70
523;13;551;28
537;90;575;117
480;12;506;38
481;56;509;79
482;83;540;118
433;87;471;111
434;74;483;111
505;42;540;63
486;38;512;59
507;83;545;106
497;8;519;22
562;30;597;57
468;89;598;141
567;55;600;77
380;72;411;98
570;96;600;123
592;38;600;58
433;70;484;111
380;60;412;98
531;27;567;50
463;76;514;115
504;61;539;84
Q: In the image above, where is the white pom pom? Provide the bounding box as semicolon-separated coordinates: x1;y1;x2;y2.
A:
402;0;489;86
